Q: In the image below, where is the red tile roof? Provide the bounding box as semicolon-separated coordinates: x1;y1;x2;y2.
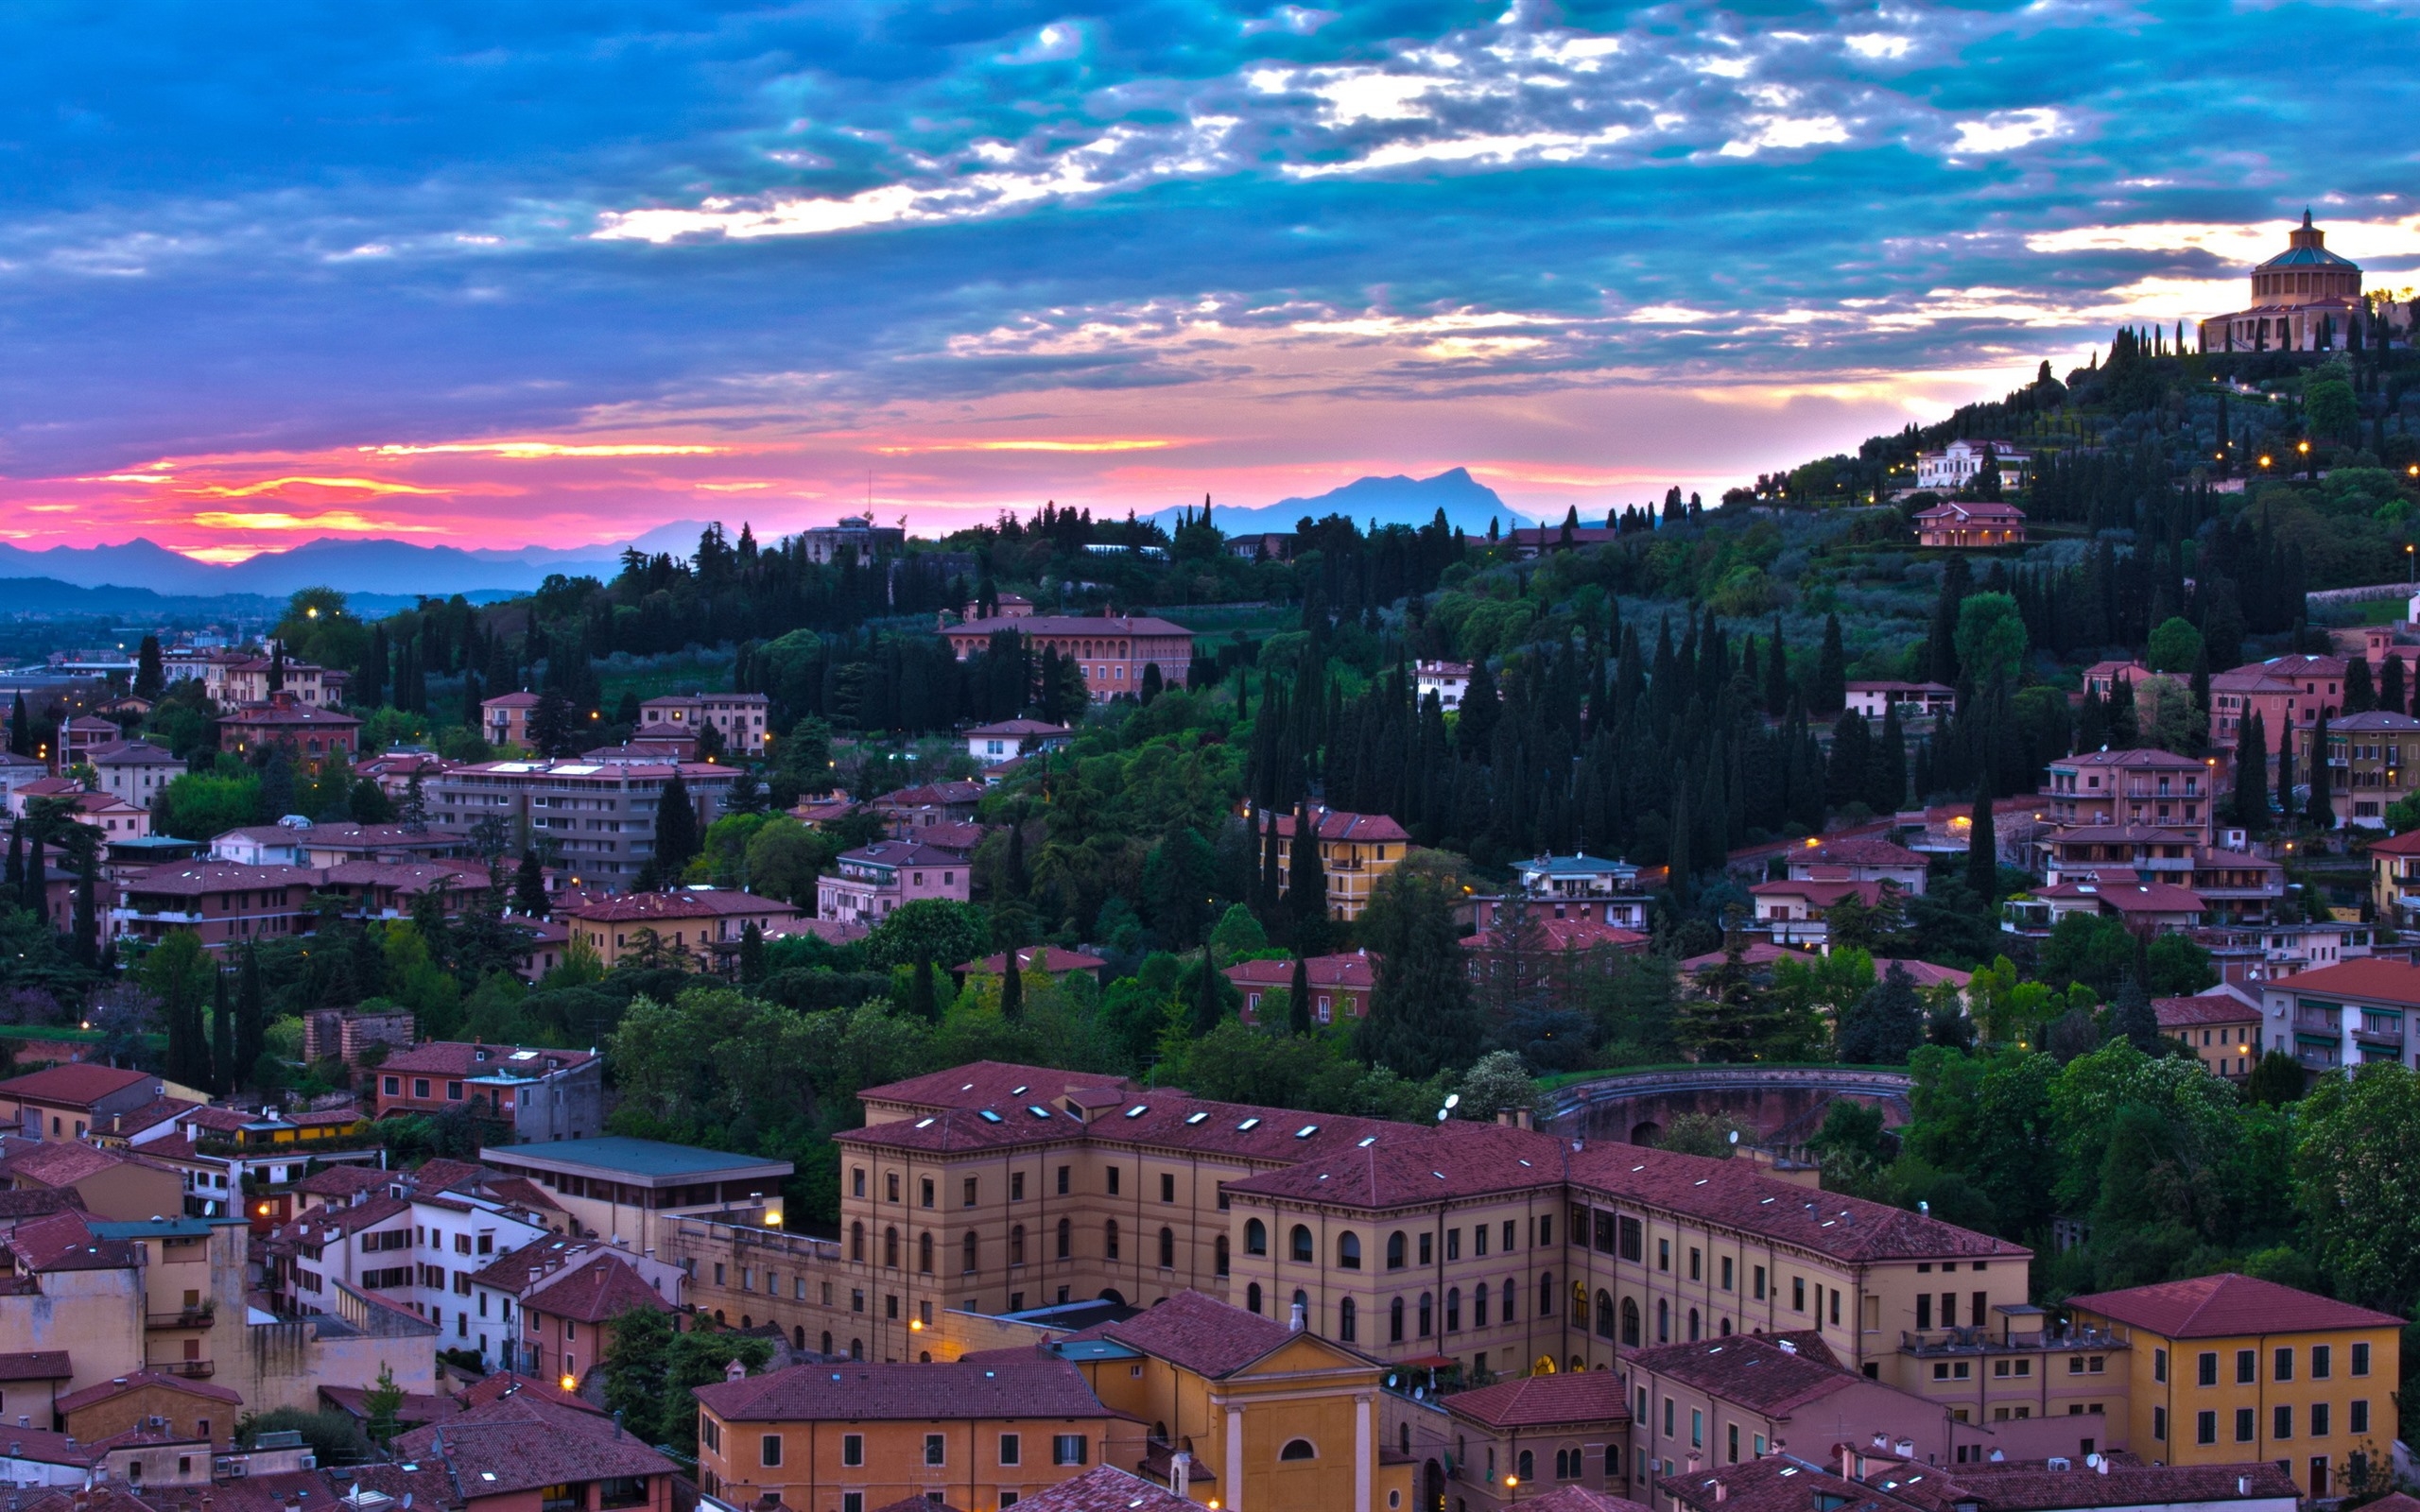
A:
1624;1332;1856;1416
0;1063;158;1108
2260;956;2420;1008
2066;1272;2402;1338
274;1194;410;1243
860;1061;1139;1111
5;1211;134;1272
0;1349;71;1381
0;1140;174;1189
56;1368;242;1413
389;1389;672;1493
99;1096;199;1138
2153;995;2261;1029
1807;838;1927;868
956;946;1110;976
1750;878;1887;908
1221;1120;1565;1209
1267;806;1411;844
1016;1467;1194;1512
1522;1490;1658;1512
1462;917;1650;954
1443;1370;1632;1430
2368;830;2420;855
695;1358;1114;1422
376;1042;597;1077
1949;1455;2301;1510
525;1252;675;1323
1065;1290;1304;1379
2048;747;2211;771
1223;952;1376;991
456;1369;607;1415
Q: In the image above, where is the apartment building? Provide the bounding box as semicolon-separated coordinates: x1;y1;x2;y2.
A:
427;756;738;885
818;841;971;927
5;779;150;838
88;740;183;811
211;819;471;867
0;1065;167;1143
1505;853;1652;931
942;614;1197;700
476;1239;684;1383
2210;655;2344;755
2066;1273;2401;1500
966;719;1073;765
1263;804;1409;920
2306;710;2420;826
215;694;360;770
475;1137;796;1254
263;1184;554;1338
638;692;773;752
2256;956;2420;1074
481;690;542;749
371;1041;604;1139
2037;748;2216;841
562;888;801;972
2154;988;2263;1080
1788;838;1930;895
1433;1368;1634;1511
1225;951;1375;1025
110;862;333;948
2371;830;2420;926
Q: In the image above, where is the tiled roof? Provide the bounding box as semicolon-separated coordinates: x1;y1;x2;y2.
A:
2324;712;2420;731
2153;995;2260;1029
0;1187;88;1219
1624;1332;1855;1416
87;741;182;766
319;1383;463;1425
0;1140;171;1189
1065;1290;1301;1379
1566;1144;2026;1263
1807;838;1927;868
2259;957;2420;1008
118;862;325;895
0;1063;158;1108
835;840;970;868
694;1358;1113;1422
1463;917;1649;954
1750;878;1886;908
99;1096;199;1138
2048;746;2211;770
377;1042;596;1077
908;820;991;854
1221;1120;1565;1209
1223;952;1375;990
2066;1272;2402;1338
1521;1490;1658;1512
2037;876;2204;914
966;719;1070;738
456;1369;607;1415
1015;1466;1193;1512
874;781;986;806
562;888;794;923
1267;806;1412;844
274;1194;410;1242
956;946;1110;976
955;614;1195;639
0;1349;71;1381
1951;1455;2301;1510
525;1252;674;1323
389;1389;672;1494
56;1368;243;1413
860;1061;1138;1111
1443;1370;1631;1430
2368;830;2420;855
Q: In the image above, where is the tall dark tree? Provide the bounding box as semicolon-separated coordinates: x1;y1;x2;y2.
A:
211;968;235;1095
2108;971;2161;1054
514;851;548;916
1811;613;1847;714
2383;655;2408;718
2306;712;2334;829
236;944;267;1086
1457;661;1500;758
528;688;576;757
1287;802;1330;955
1356;868;1483;1079
2276;727;2296;823
2344;659;2376;715
1192;947;1228;1034
1965;782;1997;905
8;693;27;757
738;922;767;988
3;819;21;902
134;636;164;701
1288;953;1313;1037
71;857;97;968
653;772;701;878
998;954;1025;1022
907;955;938;1022
1837;962;1925;1065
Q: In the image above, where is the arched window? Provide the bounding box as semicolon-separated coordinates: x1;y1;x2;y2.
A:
1158;1227;1175;1268
793;1325;804;1349
1010;1224;1027;1265
1605;1446;1621;1478
849;1337;863;1360
1289;1225;1313;1263
1292;1287;1307;1316
1621;1297;1641;1347
1215;1235;1230;1277
1444;1287;1461;1332
820;1331;833;1355
1057;1218;1072;1260
883;1227;899;1268
1657;1298;1670;1343
1539;1271;1554;1317
1418;1293;1434;1337
1473;1282;1489;1329
1340;1297;1357;1342
1390;1296;1406;1343
1518;1451;1534;1483
1555;1449;1572;1480
1386;1231;1407;1270
1339;1232;1362;1270
1720;1317;1733;1336
851;1167;865;1198
1595;1290;1615;1340
1280;1439;1317;1461
849;1222;865;1262
1247;1281;1264;1314
917;1233;933;1272
962;1232;979;1274
1499;1276;1516;1324
1105;1220;1121;1262
1244;1219;1268;1255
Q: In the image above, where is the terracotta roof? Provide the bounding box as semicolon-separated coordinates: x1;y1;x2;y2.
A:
470;1235;631;1294
2153;995;2261;1029
1871;958;1973;991
0;1188;87;1219
100;1096;199;1138
0;1140;171;1189
952;613;1195;640
2048;747;2211;771
406;1157;491;1193
178;1105;256;1134
2066;1272;2402;1338
0;1063;158;1108
1807;838;1927;868
1567;1144;2026;1263
275;1193;410;1242
525;1252;675;1323
861;1061;1139;1111
1443;1370;1632;1430
873;781;985;807
377;1042;596;1077
119;862;324;896
956;946;1110;976
694;1357;1113;1422
1267;806;1411;845
1750;878;1887;908
389;1389;672;1493
2260;957;2420;1008
1522;1490;1659;1512
1681;942;1795;973
87;741;182;766
908;820;991;854
1913;500;2026;521
966;719;1070;738
835;840;970;869
456;1369;607;1415
1224;952;1376;990
1221;1120;1565;1209
1949;1456;2302;1510
1016;1467;1193;1512
1624;1332;1855;1416
1463;917;1650;954
483;692;544;709
1064;1290;1304;1379
56;1368;242;1413
2037;875;2205;914
0;1349;71;1381
318;1383;463;1426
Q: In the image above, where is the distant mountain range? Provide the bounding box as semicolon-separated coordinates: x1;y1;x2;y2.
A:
1146;467;1540;537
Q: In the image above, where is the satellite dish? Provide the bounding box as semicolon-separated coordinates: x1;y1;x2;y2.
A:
1436;1109;1449;1122
1727;1130;1739;1144
1443;1094;1461;1110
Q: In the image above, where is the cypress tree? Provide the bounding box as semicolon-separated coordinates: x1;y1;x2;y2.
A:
1966;782;1996;905
2275;728;2296;822
134;636;164;700
1812;614;1846;714
907;955;938;1022
236;943;266;1085
72;860;96;968
4;819;20;900
8;694;27;756
211;968;234;1095
514;851;547;917
739;922;767;987
1288;802;1329;955
2306;712;2334;829
1869;705;1908;814
653;772;700;876
998;958;1024;1022
1004;819;1029;898
1288;954;1313;1037
2344;660;2375;715
2235;713;2270;829
2383;656;2407;717
25;836;44;924
1764;616;1789;715
1192;948;1226;1034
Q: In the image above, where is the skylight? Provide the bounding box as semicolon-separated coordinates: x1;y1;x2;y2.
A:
914;1117;935;1128
978;1109;1004;1124
1185;1112;1209;1125
1694;1178;1708;1186
1294;1125;1319;1139
1125;1105;1149;1118
1028;1106;1053;1120
1236;1118;1261;1131
1358;1136;1379;1148
961;1083;977;1092
1011;1085;1028;1095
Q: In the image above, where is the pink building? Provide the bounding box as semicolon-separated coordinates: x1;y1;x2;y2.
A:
2210;655;2345;754
817;841;970;927
942;614;1194;700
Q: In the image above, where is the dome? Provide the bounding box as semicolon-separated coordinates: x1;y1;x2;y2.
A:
2256;209;2360;272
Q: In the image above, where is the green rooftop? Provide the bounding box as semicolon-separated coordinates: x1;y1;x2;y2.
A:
482;1136;792;1180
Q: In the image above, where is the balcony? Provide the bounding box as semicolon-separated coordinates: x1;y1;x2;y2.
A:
2294;1010;2340;1036
153;1359;215;1378
2352;1020;2406;1048
146;1307;216;1330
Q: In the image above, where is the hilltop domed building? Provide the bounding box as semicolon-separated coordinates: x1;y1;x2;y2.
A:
2199;210;2409;353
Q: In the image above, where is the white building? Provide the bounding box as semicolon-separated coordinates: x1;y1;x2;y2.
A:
1417;661;1474;711
963;719;1072;765
1915;439;2030;492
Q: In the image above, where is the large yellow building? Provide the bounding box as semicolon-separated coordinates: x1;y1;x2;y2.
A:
1261;805;1409;920
2066;1273;2402;1500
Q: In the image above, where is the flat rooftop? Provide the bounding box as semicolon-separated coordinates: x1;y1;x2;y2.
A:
479;1136;793;1185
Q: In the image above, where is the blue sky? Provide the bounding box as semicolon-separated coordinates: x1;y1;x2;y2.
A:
1;0;2413;553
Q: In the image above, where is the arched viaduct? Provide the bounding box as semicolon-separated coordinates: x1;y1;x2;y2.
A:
1540;1065;1917;1149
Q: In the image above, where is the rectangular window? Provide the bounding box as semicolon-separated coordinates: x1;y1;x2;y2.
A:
1504;1220;1516;1252
1107;1167;1120;1195
1720;1257;1734;1292
1011;1172;1026;1201
843;1497;862;1512
925;1434;945;1467
1538;1215;1553;1247
1000;1434;1021;1467
1793;1277;1806;1312
1475;1226;1488;1258
1658;1238;1670;1272
1754;1265;1767;1300
1052;1435;1088;1467
2274;1347;2294;1383
2238;1349;2256;1384
964;1177;977;1207
2153;1406;2168;1442
2274;1405;2292;1440
2312;1345;2332;1380
2197;1412;2217;1446
1691;1409;1703;1450
1728;1424;1739;1464
921;1177;935;1209
1420;1233;1433;1265
1057;1165;1070;1195
841;1435;864;1468
2311;1403;2330;1437
760;1435;782;1468
1619;1216;1643;1262
2353;1342;2372;1377
2351;1400;2369;1435
2154;1349;2169;1383
1161;1173;1175;1203
1591;1210;1614;1253
1689;1247;1702;1280
1917;1295;1932;1330
2199;1352;2219;1386
2237;1408;2256;1443
1446;1229;1461;1262
1663;1400;1674;1437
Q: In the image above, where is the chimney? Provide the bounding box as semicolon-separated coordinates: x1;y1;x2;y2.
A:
724;1359;747;1383
2094;1456;2109;1476
1895;1440;1914;1459
1172;1452;1190;1501
2238;1478;2251;1495
1714;1481;1727;1503
1288;1301;1305;1333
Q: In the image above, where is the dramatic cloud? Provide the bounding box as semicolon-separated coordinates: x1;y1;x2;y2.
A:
0;0;2411;556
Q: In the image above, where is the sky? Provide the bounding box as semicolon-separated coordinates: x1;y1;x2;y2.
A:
1;0;2414;561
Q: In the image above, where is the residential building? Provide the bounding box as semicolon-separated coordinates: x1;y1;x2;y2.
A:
2190;921;2366;988
1435;1368;1634;1511
1264;805;1409;921
1510;854;1650;930
2305;710;2420;826
2154;987;2263;1080
1749;878;1892;949
0;750;49;800
561;888;802;973
261;1178;556;1337
1789;837;1929;896
481;691;542;749
1226;532;1295;561
1418;661;1475;711
2080;661;2151;699
110;862;325;948
0;1065;167;1143
2065;1272;2401;1500
426;757;738;886
1915;440;2031;493
2371;829;2420;926
356;748;453;799
484;1241;683;1383
5;779;151;839
367;1387;680;1512
2008;869;2205;936
1845;682;1955;719
55;1370;241;1449
211;819;470;868
694;1356;1123;1511
475;1137;796;1254
88;741;183;811
2257;956;2420;1074
371;1042;604;1140
798;515;907;564
2199;211;2373;354
0;1141;182;1221
942;615;1197;701
966;719;1072;764
1224;951;1377;1025
215;694;360;770
1660;1443;2298;1512
964;592;1038;619
637;692;773;753
56;716;126;772
871;780;985;831
1462;913;1651;1004
1912;500;2027;547
818;841;971;928
954;946;1111;992
2037;748;2216;843
2210;655;2345;755
210;654;337;709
